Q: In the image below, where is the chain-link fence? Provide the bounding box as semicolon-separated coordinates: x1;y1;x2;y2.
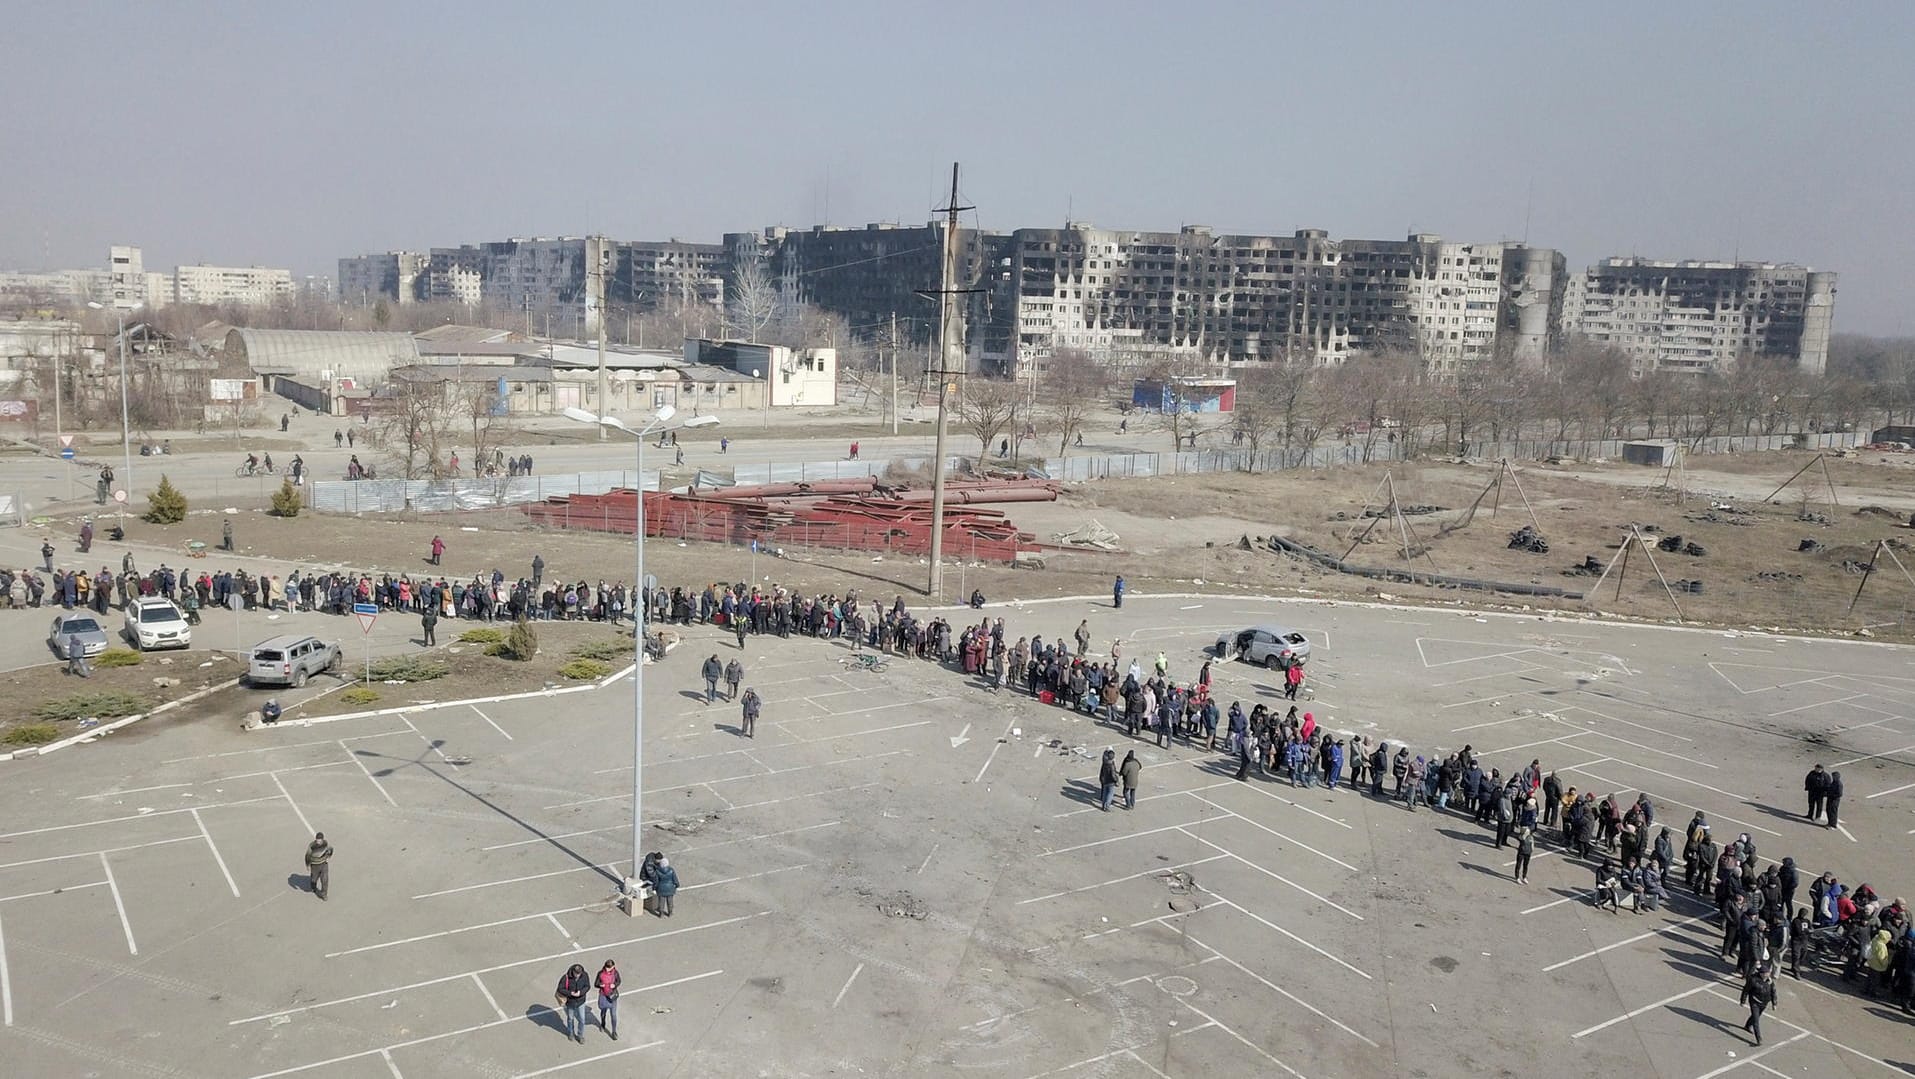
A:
309;470;659;513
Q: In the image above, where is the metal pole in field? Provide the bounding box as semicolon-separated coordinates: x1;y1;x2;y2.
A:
631;427;646;907
924;163;972;600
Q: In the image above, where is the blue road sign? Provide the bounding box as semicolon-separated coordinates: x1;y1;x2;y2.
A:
60;447;75;459
352;602;378;616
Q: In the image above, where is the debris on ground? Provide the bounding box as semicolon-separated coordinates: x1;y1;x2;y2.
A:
1674;579;1705;594
1565;555;1605;576
1751;571;1802;583
1364;504;1444;518
1052;519;1120;550
1842;559;1873;575
1798;511;1831;524
652;811;722;836
1656;533;1685;552
1507;525;1550;553
1799;539;1826;553
1682;542;1707;557
1854;505;1903;521
1154;869;1199;893
876;891;929;919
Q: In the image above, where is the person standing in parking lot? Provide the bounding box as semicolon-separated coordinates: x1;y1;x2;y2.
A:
304;832;333;899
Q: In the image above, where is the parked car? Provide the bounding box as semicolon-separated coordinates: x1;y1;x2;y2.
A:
49;612;111;659
247;634;341;688
1214;624;1312;668
123;597;191;651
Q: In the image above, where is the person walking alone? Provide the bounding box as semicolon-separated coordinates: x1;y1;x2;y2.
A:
724;658;743;702
701;654;722;704
739;688;760;738
1825;771;1844;830
1098;749;1119;812
304;832;333;900
429;535;445;566
66;632;90;678
1514;825;1534;885
595;959;622;1040
1739;965;1776;1045
1112;575;1125;609
421;604;438;646
1119;749;1142;810
556;963;591;1043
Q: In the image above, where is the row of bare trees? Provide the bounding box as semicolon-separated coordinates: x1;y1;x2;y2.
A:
933;341;1904;469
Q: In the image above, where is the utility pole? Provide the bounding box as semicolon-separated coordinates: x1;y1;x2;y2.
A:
889;312;899;435
592;237;609;441
921;163;975;600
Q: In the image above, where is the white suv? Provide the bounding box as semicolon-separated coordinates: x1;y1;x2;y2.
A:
248;635;342;688
123;597;192;651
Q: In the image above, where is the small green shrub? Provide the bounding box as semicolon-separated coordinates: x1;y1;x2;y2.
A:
95;648;144;668
366;656;449;683
2;724;60;746
339;687;381;705
270;478;302;517
569;638;628;661
500;620;539;661
558;658;612;681
459;628;506;644
143;474;188;524
32;691;147;722
484;642;508;657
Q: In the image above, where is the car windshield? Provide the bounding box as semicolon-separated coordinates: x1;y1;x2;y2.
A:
64;618;100;634
139;607;181;623
254;649;284;661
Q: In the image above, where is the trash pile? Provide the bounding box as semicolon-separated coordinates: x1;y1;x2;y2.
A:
1507;525;1550;553
1655;534;1706;557
1051;519;1120;550
1564;555;1606;576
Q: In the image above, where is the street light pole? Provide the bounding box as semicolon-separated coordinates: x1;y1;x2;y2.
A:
562;405;718;913
88;301;141;507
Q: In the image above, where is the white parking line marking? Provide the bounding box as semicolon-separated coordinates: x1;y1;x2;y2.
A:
1210;892;1370;980
0;834;199;872
471;972;508;1022
1018;855;1230;905
0;912;11;1026
1172;995;1307;1078
1177;829;1364;920
481;818;840;854
470;704;513;741
340;740;398;806
1693;1031;1811;1079
77;782;194;800
1834;822;1857;843
1037;819;1211;858
1831;743;1915;768
379;1049;403;1079
1448;714;1533;733
831;962;865;1009
100;853;136;955
546;750;907;809
1572;981;1719;1038
973;718;1019;784
1183;795;1360;873
1701;986;1905;1076
0;795;282;840
0;882;107;904
192;808;240;898
1543;911;1713;972
1866;777;1915;799
1187;935;1378;1046
544;912;582;951
511;1042;666;1078
270;772;315;835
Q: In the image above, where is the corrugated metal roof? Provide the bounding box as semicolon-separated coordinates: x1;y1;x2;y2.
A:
226;328;419;381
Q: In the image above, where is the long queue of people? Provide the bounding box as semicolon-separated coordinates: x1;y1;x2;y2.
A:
634;579;1915;1037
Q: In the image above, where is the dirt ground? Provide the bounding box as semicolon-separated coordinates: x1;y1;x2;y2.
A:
0;649;238;745
100;449;1915;648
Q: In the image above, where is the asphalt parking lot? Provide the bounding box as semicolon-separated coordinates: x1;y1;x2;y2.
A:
0;593;1910;1078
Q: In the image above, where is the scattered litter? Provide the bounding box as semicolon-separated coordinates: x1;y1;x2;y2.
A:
152;677;180;688
267;1015;290;1029
1674;579;1705;594
1798;539;1826;553
1052;519;1120;550
78;717;99;729
1010;727;1021;737
137;807;154;814
1507;525;1550;553
877;891;929;920
651;1006;672;1015
381;1000;397;1009
652;811;722;836
1752;571;1802;583
460;526;479;532
1565;555;1605;576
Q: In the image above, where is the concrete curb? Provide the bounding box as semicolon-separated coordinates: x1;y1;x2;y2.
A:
254;661;642;730
1;675;245;762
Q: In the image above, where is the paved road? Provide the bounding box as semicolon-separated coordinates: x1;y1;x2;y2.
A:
1;594;1909;1077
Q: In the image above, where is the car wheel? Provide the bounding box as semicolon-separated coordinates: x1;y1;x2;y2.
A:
293;669;308;688
1265;654;1281;671
326;650;341;672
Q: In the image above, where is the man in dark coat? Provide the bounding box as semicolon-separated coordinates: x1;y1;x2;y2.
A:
1804;763;1830;821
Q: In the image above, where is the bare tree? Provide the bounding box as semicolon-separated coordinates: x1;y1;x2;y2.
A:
954;378;1017;467
725;245;779;344
459;380;516;475
1040;348;1106;455
379;380;456;479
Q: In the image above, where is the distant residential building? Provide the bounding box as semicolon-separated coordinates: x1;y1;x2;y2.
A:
616;240;727;310
1002;225;1557;377
108;246;145;309
338;251;429;306
1561;257;1837;375
172;264;294;307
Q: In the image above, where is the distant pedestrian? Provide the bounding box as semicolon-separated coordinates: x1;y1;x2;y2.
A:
1112;575;1125;608
221;518;234;552
79;518;93;553
1825;771;1844;829
849;441;860;460
733;615;747;650
1514;826;1534;884
41;539;54;573
595;959;622;1040
701;654;722;703
347;427;356;448
1098;749;1118;811
531;554;545;590
66;632;90;677
740;688;760;737
556;963;591;1042
1074;620;1091;655
1119;750;1141;809
719;437;729;454
675;446;684;466
429;535;445;566
304;832;332;899
724;658;743;701
334;428;344;447
421;605;438;646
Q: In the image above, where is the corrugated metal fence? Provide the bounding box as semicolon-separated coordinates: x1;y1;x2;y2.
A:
309;469;658;513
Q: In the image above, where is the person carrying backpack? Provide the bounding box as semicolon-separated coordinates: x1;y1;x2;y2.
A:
555;963;591;1042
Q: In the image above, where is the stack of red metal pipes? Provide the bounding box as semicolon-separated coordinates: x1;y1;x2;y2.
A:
522;477;1059;563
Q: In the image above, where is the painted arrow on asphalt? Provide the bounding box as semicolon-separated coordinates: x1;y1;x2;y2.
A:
950;723;972;748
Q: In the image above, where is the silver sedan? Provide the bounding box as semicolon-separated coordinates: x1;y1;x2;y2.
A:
49;612;111;658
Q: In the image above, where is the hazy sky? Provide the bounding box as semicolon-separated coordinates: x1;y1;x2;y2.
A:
4;2;1909;333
